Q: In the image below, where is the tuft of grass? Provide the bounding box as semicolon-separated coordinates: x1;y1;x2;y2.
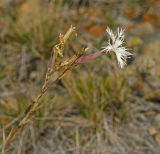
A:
0;0;68;58
63;68;130;128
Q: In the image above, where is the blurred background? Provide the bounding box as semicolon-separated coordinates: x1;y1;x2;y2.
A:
0;0;160;153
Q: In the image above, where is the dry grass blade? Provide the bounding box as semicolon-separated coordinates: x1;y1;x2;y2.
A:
4;25;85;150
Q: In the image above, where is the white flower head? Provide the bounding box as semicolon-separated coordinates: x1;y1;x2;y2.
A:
103;27;133;69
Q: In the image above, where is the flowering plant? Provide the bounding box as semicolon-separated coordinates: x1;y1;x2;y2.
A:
4;26;132;149
76;27;132;68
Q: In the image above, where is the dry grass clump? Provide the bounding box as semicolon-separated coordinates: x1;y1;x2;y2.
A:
63;68;129;126
0;0;68;58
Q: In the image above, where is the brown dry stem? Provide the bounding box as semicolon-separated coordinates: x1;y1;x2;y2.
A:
4;25;84;150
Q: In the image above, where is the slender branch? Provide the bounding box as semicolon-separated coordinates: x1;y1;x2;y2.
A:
4;26;78;150
75;49;108;64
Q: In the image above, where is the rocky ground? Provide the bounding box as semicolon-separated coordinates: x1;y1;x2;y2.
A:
0;0;160;154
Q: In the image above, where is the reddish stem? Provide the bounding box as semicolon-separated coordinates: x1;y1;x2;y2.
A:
75;49;108;64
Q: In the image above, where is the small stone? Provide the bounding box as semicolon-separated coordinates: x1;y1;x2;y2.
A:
148;127;157;136
30;71;37;80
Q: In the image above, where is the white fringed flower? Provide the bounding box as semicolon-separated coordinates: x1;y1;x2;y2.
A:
103;27;132;68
